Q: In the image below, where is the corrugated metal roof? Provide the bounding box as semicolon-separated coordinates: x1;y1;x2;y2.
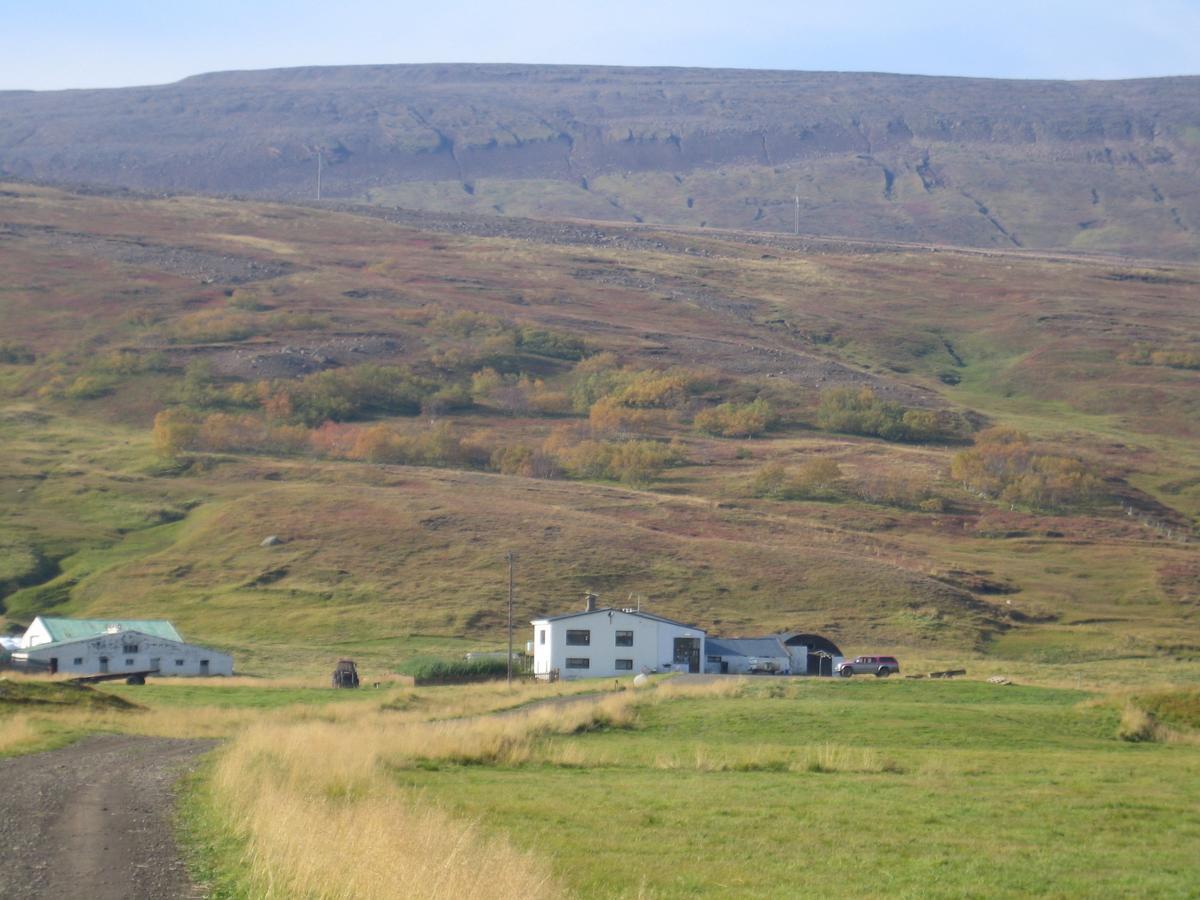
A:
32;617;183;645
16;630;200;654
706;637;789;658
531;607;703;631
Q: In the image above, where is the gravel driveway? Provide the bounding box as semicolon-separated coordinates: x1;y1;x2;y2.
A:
0;734;214;899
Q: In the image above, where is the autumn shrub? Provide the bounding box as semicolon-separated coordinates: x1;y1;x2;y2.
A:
153;409;201;457
951;427;1104;511
748;459;843;500
430;309;508;338
589;395;666;436
226;289;270;312
167;309;261;344
815;387;965;443
283;365;436;425
490;445;562;478
268;311;331;332
472;369;572;417
694;398;776;438
1122;344;1200;370
614;369;698;409
349;422;470;467
421;384;474;417
0;342;36;364
851;466;943;509
173;360;228;408
567;352;625;411
91;350;170;375
516;327;587;360
62;373;118;399
556;438;684;486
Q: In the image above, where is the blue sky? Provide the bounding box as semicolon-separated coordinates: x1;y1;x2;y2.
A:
2;0;1197;90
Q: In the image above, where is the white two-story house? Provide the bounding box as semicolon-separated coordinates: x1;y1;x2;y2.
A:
531;595;706;679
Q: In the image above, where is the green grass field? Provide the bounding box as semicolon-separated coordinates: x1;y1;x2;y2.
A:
396;679;1200;898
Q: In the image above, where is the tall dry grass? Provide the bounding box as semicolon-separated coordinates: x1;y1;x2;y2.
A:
650;741;898;774
210;722;560;899
204;689;641;898
0;713;40;754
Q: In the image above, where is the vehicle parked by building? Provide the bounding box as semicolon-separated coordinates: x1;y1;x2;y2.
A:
836;655;900;677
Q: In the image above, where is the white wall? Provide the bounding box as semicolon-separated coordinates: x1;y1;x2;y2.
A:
15;631;233;676
19;617;54;649
531;610;705;679
707;653;790;675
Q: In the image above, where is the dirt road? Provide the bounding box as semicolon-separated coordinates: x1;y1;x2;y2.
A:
0;734;213;899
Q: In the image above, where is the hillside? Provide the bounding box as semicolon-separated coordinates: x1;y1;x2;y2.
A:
0;183;1198;676
1;65;1199;258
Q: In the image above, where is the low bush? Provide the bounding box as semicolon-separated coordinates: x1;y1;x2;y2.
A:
404;657;511;684
0;342;36;364
276;365;437;425
555;437;685;486
816;387;966;443
951;427;1104;511
1117;703;1161;743
516;327;587;361
695;398;776;438
1122;344;1200;370
167;309;261;344
91;350;170;375
749;459;843;500
63;373;119;399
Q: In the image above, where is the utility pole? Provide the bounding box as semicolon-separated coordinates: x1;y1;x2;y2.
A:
316;149;323;202
794;184;800;236
506;550;515;685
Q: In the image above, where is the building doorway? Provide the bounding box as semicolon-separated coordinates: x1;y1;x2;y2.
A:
98;656;109;673
673;638;700;673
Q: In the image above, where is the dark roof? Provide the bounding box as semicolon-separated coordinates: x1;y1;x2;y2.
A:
531;607;703;632
705;637;789;658
779;633;843;656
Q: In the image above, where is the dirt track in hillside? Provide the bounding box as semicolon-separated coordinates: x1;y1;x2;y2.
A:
0;734;214;899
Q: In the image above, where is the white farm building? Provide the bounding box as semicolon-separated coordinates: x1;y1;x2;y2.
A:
531;596;846;680
11;617;233;677
531;596;705;679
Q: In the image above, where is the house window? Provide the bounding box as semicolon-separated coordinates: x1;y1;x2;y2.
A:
707;656;722;663
615;659;633;670
539;630;546;645
125;658;135;666
73;657;83;665
122;643;139;654
615;630;633;647
565;657;590;669
175;659;185;667
565;629;590;646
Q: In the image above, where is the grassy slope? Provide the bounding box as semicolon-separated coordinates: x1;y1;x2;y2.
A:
399;680;1200;898
1;183;1198;676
